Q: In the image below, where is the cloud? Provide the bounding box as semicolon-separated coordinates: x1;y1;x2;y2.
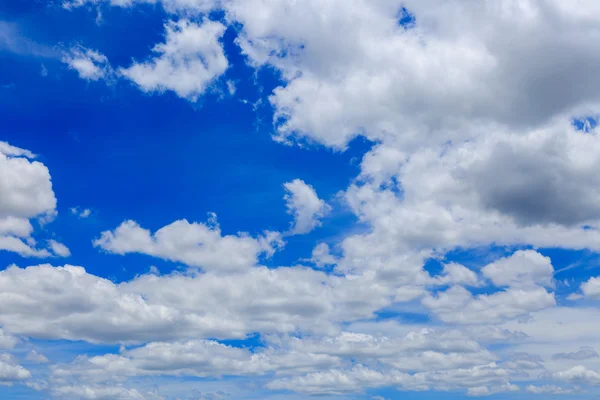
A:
0;263;387;342
120;19;228;101
48;240;71;257
525;385;578;395
0;354;31;385
51;339;338;380
63;46;112;81
481;250;554;289
422;285;555;325
283;179;331;235
0;330;17;350
0;21;58;58
52;385;162;400
466;383;519;397
70;207;91;218
553;346;599;361
93;216;283;273
26;350;49;364
0;142;66;258
305;243;337;268
580;276;600;299
553;365;600;385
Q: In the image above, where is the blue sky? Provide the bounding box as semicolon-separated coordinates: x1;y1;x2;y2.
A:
2;1;600;399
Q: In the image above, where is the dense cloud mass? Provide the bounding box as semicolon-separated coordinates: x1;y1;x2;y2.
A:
4;0;600;399
0;142;68;258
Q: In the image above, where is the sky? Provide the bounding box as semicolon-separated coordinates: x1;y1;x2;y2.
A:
2;0;600;399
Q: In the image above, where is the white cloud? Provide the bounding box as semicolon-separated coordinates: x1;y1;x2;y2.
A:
0;263;390;342
525;385;578;395
0;142;65;258
580;276;600;299
63;46;112;81
70;207;91;218
481;250;554;289
18;1;600;397
49;240;71;257
467;383;519;397
433;263;480;287
120;19;228;101
553;365;600;385
0;330;17;350
422;285;555;325
26;350;49;364
283;179;331;235
306;243;337;268
93;216;282;273
52;384;161;400
0;354;31;385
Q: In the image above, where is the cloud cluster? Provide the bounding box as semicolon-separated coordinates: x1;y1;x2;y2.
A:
12;0;600;398
283;179;331;235
0;142;68;258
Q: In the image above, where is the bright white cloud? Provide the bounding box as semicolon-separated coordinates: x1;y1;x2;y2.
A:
63;46;112;81
283;179;331;235
17;0;600;398
553;366;600;385
93;216;282;273
0;142;66;258
422;285;555;325
120;19;228;101
481;250;554;289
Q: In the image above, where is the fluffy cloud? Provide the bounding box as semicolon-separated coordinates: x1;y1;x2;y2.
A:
94;217;282;273
0;354;31;385
62;46;112;81
580;276;600;299
0;263;397;343
283;179;331;235
422;285;555;325
481;250;554;289
553;366;600;385
120;19;228;101
18;0;600;397
52;339;338;381
267;363;515;395
0;142;67;257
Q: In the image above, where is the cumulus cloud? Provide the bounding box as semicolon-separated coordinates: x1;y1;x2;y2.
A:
120;19;228;101
553;366;600;385
63;46;112;81
0;141;66;257
283;179;331;235
422;285;555;325
93;216;282;273
0;263;393;342
0;354;31;385
18;0;600;398
580;276;600;299
306;243;337;268
481;250;554;289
